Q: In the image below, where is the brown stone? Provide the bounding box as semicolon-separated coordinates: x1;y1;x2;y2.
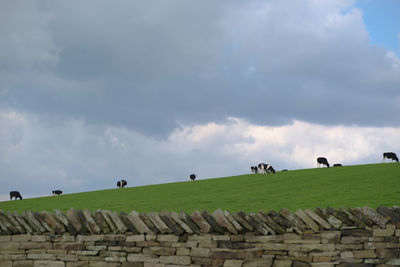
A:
167;211;193;234
159;255;191;265
33;212;54;233
339;208;366;227
119;212;139;234
304;209;331;230
147;212;171;234
201;210;226;234
81;209;102;234
258;211;286;234
126;211;152;234
295;210;319;232
326;207;353;226
223;210;243;233
191;211;212;233
22;211;46;233
279;209;307;232
39;211;66;234
362;206;388;228
139;213;160;234
178;211;201;234
6;213;26;234
93;211;112;234
108;211;128;234
66;208;88;234
213;209;238;234
348;207;374;227
377;206;400;227
53;210;78;235
231;212;254;232
100;210;118;234
158;212;184;235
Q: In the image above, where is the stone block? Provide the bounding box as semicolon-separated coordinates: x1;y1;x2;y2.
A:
127;254;159;263
272;260;292;267
159;255;191;265
12;260;34;267
158;212;184;235
81;210;102;234
213;209;238;234
191;247;210;257
373;225;395;237
142;247;176;256
126;235;145;242
295;210;319;232
362;206;388;228
156;235;179;242
223;259;243;267
353;250;376;258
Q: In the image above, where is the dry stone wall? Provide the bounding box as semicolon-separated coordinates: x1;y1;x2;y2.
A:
0;206;400;266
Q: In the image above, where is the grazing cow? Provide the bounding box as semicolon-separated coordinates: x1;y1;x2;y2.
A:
190;174;196;181
10;191;22;200
333;164;342;167
250;166;258;174
383;152;399;163
257;163;276;174
117;179;127;188
52;190;62;196
317;157;330;168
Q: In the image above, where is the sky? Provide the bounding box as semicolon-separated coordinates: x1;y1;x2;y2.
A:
1;0;399;201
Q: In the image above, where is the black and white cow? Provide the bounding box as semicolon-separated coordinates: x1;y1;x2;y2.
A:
250;166;258;174
257;163;276;174
117;179;127;188
52;190;62;196
10;191;22;200
190;174;196;181
317;157;330;168
383;152;399;163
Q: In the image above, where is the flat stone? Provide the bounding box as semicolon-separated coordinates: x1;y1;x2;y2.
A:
223;210;243;233
100;210;118;234
0;210;19;234
201;210;226;234
119;212;139;234
304;209;331;230
33;212;54;233
362;206;388;228
126;211;152;234
348;207;374;227
247;212;272;235
295;210;319;232
179;211;201;234
376;206;400;227
6;212;26;234
158;212;184;235
280;208;307;232
65;208;87;234
231;212;254;232
93;210;112;234
139;213;160;234
147;212;171;234
53;210;78;235
168;211;193;234
258;211;286;234
191;211;212;233
81;209;102;234
326;207;353;226
268;210;292;229
22;211;46;233
39;211;65;234
315;208;342;229
108;211;128;234
339;208;366;228
213;209;238;234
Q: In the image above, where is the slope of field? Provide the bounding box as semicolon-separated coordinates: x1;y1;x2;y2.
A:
0;163;399;213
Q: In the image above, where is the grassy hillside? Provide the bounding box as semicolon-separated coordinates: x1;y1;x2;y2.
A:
0;163;399;213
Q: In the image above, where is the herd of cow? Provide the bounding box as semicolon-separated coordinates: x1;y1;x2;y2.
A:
7;152;399;200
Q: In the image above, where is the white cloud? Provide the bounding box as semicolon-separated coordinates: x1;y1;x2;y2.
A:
2;111;399;200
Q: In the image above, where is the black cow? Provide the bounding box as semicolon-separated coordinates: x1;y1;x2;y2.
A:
10;191;22;200
383;152;399;162
52;190;62;196
190;174;196;181
317;157;330;168
117;179;127;188
333;164;342;167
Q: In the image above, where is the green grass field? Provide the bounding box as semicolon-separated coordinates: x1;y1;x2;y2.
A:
0;163;399;214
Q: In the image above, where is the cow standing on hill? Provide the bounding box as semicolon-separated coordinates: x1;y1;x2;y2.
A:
383;152;399;163
317;157;330;168
10;191;22;200
250;166;258;174
257;163;276;174
117;179;127;188
190;174;196;181
52;190;62;195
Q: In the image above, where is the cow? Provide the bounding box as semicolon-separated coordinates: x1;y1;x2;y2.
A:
190;174;196;181
117;179;127;188
10;191;22;200
250;166;258;174
383;152;399;163
333;164;342;167
52;190;62;196
257;163;276;174
317;157;330;168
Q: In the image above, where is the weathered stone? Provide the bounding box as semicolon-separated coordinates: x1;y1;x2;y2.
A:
279;209;307;232
39;211;65;234
373;225;395;237
33;212;54;233
268;210;292;229
353;249;376;258
52;210;77;235
258;211;286;234
201;210;226;234
191;211;212;233
139;213;160;234
142;247;176;256
348;207;374;227
341;229;372;236
125;211;152;234
147;212;171;234
231;212;254;232
224;259;243;267
223;210;243;233
362;206;388;228
249;213;275;235
81;209;102;234
100;210;118;234
304;209;331;230
339;208;366;227
168;211;193;234
158;212;184;235
22;211;46;233
377;206;400;227
326;207;353;226
295;209;319;232
159;255;191;265
213;209;238;234
66;208;88;234
33;261;65;267
108;211;128;234
0;215;11;235
6;213;27;234
93;211;112;234
218;240;255;249
0;211;19;234
315;208;342;229
178;211;201;234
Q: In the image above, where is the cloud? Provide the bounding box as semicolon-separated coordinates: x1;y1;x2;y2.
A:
1;111;399;200
0;0;399;138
